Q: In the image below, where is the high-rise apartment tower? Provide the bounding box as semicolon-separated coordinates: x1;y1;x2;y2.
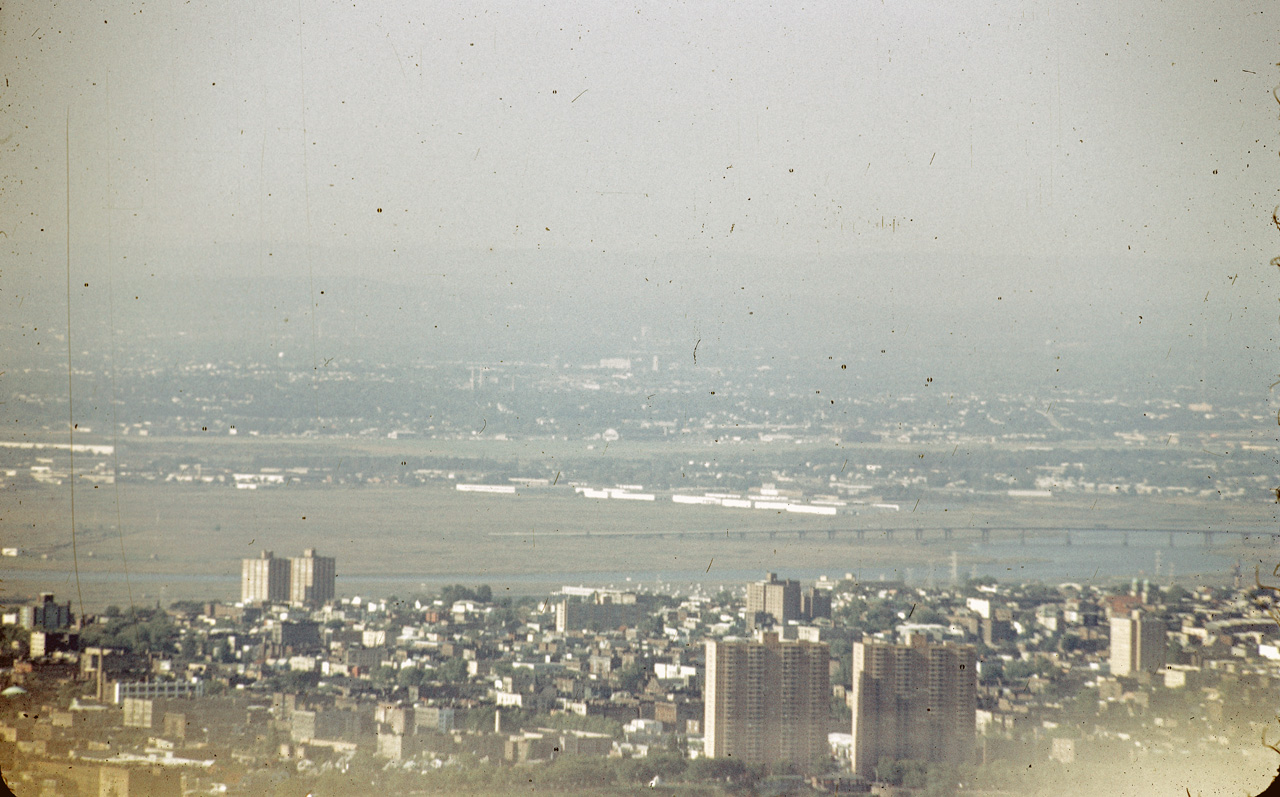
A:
704;632;829;766
850;637;976;778
241;551;291;604
1109;611;1165;676
289;548;336;607
747;572;802;629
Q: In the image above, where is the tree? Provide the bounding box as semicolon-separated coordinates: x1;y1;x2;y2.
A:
465;705;499;733
396;666;424;688
834;595;867;628
875;759;900;785
864;602;901;634
435;657;469;684
271;669;318;693
957;761;1024;792
492;660;515;679
0;626;29;658
621;752;686;784
638;612;665;639
614;660;650;693
439;583;494;605
79;607;177;655
962;576;998;596
1059;686;1100;726
485;606;518;632
902;761;928;789
913;606;946;626
833;647;853;688
687;757;747;784
167;600;206;616
979;659;1005;685
1019;582;1060;604
876;759;927;787
371;665;398;689
924;763;960;797
439;584;475;605
211;639;234;664
543;756;618;789
831;694;852;727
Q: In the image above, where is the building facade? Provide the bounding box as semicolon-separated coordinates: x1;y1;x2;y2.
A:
849;637;976;778
113;680;205;704
18;592;73;631
802;587;832;621
554;590;643;632
289;548;336;607
704;632;829;766
747;573;801;629
1109;611;1166;676
241;551;291;604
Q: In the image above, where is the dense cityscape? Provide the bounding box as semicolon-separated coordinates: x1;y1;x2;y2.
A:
5;0;1275;792
3;557;1280;795
3;330;1277;795
3;342;1270;503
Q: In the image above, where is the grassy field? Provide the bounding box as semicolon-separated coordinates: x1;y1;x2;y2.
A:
3;481;1275;610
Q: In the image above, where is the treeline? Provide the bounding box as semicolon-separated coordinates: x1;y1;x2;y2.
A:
266;749;797;796
873;759;1028;797
438;584;494;605
80;606;176;655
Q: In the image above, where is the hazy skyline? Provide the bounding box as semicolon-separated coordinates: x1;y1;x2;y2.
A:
3;0;1275;265
2;7;1279;794
3;0;1277;406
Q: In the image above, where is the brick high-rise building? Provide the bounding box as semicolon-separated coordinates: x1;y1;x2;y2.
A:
802;587;832;621
849;637;976;779
289;548;336;607
704;632;830;766
241;551;290;604
18;592;73;630
747;572;801;630
1109;611;1165;676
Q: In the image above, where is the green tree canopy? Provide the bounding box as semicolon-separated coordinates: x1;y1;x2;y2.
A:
79;607;177;655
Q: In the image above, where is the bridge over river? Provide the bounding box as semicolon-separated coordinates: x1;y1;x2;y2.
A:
492;526;1276;547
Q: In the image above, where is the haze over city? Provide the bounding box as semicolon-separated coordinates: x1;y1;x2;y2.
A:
1;0;1278;794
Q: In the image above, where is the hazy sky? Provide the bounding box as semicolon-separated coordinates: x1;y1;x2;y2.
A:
2;0;1275;274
